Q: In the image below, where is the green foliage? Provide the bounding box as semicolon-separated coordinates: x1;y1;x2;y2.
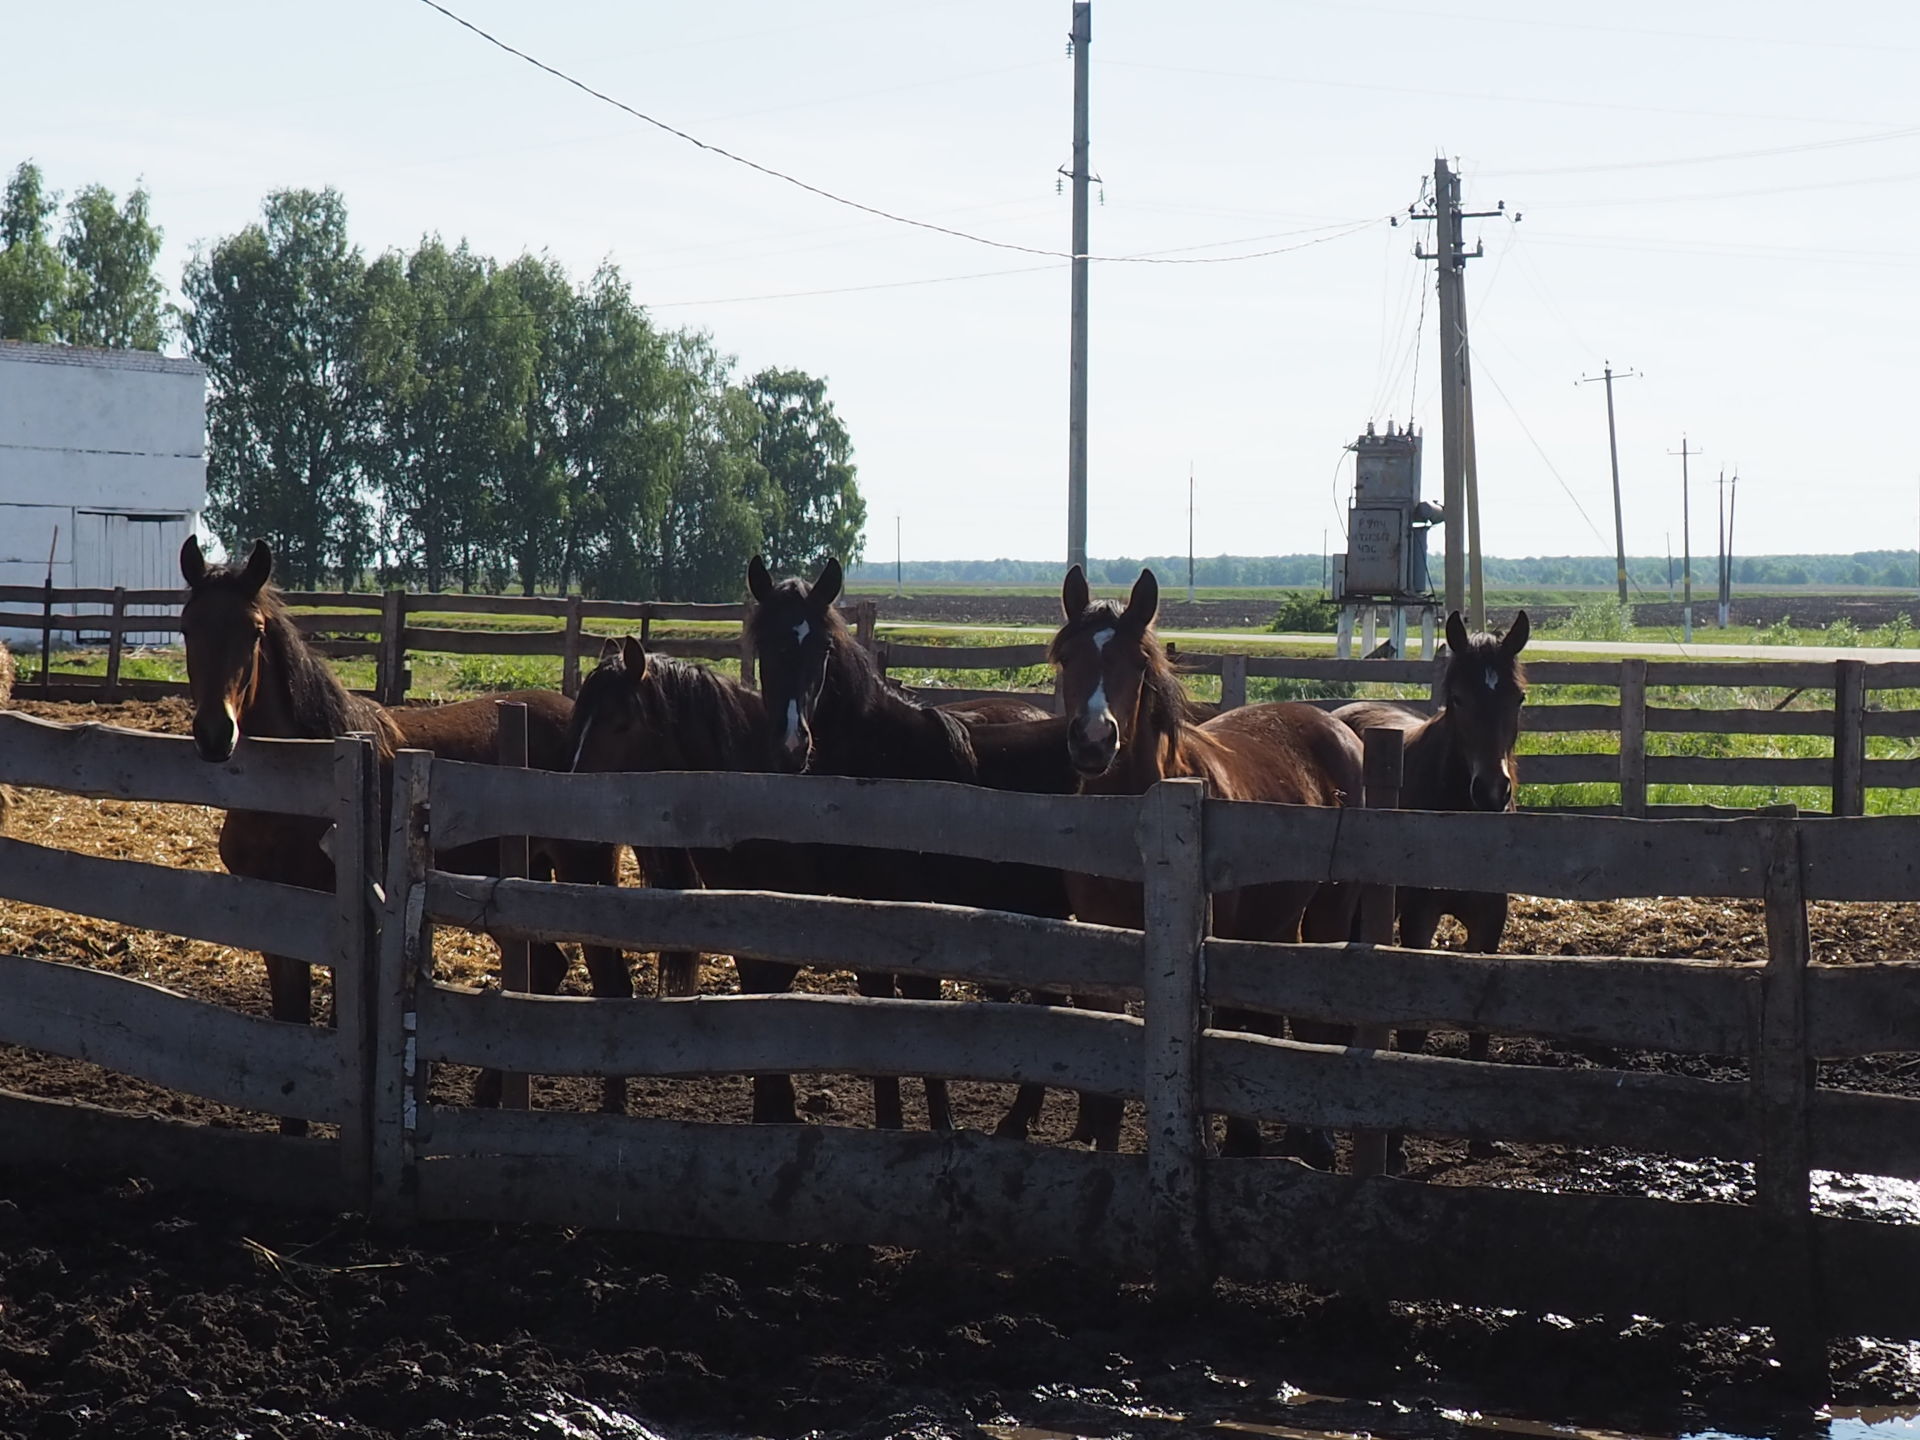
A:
1265;591;1336;634
450;655;559;692
0;162;68;341
1877;612;1915;648
60;182;166;349
1549;594;1632;642
1757;615;1798;646
749;367;865;573
1825;617;1861;649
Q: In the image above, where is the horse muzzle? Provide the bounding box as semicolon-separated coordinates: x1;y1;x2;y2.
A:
1067;716;1119;777
192;716;239;765
1470;770;1513;812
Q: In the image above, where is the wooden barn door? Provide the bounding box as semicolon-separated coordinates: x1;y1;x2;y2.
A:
75;511;190;644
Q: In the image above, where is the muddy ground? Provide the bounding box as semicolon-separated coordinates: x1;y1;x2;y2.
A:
2;697;1918;1438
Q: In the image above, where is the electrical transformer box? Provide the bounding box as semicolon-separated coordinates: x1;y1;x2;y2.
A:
1339;422;1433;602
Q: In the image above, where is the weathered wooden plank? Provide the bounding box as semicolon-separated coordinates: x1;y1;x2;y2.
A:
371;751;432;1216
633;637;744;663
1646;706;1834;737
331;735;380;1202
1812;1088;1920;1182
494;703;532;1112
1219;653;1248;711
1350;730;1403;1178
1140;779;1209;1290
1863;758;1920;787
279;590;385;610
0;1087;347;1212
1242;656;1433;683
1517;661;1626;687
102;587;126;697
415;1112;1147;1271
1202;1031;1750;1158
1645;661;1837;689
291;612;386;635
1806;962;1920;1056
1517;752;1618;785
0;954;350;1122
429;763;1146;880
1522;703;1622;733
1204;800;1774;899
1618;658;1648;818
1862;711;1920;739
1834;660;1868;817
1859;661;1920;690
425;873;1141;997
1798;816;1920;900
0;835;337;965
0;585;179;606
0;609;181;634
1208;1161;1920;1337
401;626;567;656
414;987;1144;1095
401;592;573;618
1645;755;1834;786
1206;941;1754;1055
882;642;1050;670
308;640;383;659
0;711;337;816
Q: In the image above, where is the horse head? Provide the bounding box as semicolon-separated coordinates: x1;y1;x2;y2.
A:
179;536;274;764
746;554;841;773
1050;566;1161;778
1441;609;1529;811
569;636;673;773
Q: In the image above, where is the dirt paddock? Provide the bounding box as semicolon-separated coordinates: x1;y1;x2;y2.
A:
2;697;1918;1438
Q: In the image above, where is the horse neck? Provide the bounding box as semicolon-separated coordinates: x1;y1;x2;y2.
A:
243;614;393;752
1409;707;1476;810
668;661;767;772
812;641;971;780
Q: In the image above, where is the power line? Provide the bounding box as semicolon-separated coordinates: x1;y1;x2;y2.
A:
1481;121;1920;177
416;0;1392;265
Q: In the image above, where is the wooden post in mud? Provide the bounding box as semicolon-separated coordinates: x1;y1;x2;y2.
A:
1139;777;1210;1296
496;702;532;1111
377;591;406;706
1756;816;1827;1394
330;734;380;1207
1352;728;1403;1179
1219;652;1247;712
1833;658;1867;817
561;594;586;699
1618;658;1648;818
101;587;126;699
372;748;433;1217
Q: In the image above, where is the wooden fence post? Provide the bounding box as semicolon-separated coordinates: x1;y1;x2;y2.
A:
496;701;532;1110
1833;658;1866;817
1756;816;1826;1395
855;599;878;651
1619;658;1648;818
371;748;433;1218
330;734;380;1209
1351;728;1403;1178
1219;653;1247;712
561;594;585;699
102;587;126;699
739;613;757;689
378;591;406;706
1139;777;1210;1298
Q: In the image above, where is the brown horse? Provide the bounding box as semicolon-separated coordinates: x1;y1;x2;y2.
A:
1051;564;1363;1160
1333;608;1529;1078
179;538;626;1123
570;634;1073;1137
745;556;1092;1139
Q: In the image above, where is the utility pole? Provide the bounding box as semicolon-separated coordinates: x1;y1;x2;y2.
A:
1064;0;1092;575
1412;159;1505;629
1715;470;1730;628
1577;363;1638;605
895;514;902;598
1671;437;1701;642
1175;464;1190;606
1726;471;1739;621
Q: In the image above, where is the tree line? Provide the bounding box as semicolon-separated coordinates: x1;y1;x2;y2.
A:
1;162;867;598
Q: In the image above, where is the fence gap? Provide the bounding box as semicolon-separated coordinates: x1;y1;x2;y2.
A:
1756;817;1826;1394
1351;727;1403;1178
496;702;533;1110
1139;777;1210;1297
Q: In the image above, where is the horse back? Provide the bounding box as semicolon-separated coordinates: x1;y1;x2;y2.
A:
1197;701;1363;807
392;688;576;769
961;715;1077;795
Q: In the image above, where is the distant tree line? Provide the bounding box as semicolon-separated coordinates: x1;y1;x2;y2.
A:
852;551;1920;591
2;162;867;599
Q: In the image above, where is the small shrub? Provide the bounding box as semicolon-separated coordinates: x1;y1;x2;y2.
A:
1757;616;1797;646
1266;592;1337;634
1549;595;1631;642
1825;617;1860;649
452;655;555;692
1876;612;1915;648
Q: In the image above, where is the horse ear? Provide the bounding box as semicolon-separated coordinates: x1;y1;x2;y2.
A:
812;556;844;611
598;636;622;662
239;540;273;594
747;555;774;605
620;635;650;678
1445;610;1470;656
1121;567;1159;631
1501;610;1531;657
180;535;206;587
1061;565;1090;620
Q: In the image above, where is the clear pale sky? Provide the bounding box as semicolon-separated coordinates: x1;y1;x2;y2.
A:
8;1;1916;564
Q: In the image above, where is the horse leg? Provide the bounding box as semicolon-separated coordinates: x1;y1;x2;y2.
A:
1462;890;1509;1159
265;954;313;1137
1274;884;1343;1169
992;986;1060;1142
896;972;953;1131
856;971;907;1130
738;957;801;1125
638;846;704;998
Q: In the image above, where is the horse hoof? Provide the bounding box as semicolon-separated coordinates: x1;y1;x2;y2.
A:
993;1119;1031;1141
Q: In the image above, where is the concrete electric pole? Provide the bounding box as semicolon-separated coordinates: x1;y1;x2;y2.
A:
1671;436;1701;642
1412;159;1504;630
1065;1;1092;575
1577;363;1639;605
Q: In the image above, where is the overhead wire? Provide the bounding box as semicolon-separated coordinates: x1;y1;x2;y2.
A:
416;0;1394;264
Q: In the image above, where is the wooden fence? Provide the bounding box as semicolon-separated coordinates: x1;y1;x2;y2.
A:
2;707;1919;1383
1;584;878;704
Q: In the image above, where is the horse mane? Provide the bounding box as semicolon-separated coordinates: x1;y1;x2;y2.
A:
1445;627;1529;696
574;646;765;770
1048;598;1204;731
196;562;401;757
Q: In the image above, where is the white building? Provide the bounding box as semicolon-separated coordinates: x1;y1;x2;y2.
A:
0;340;207;644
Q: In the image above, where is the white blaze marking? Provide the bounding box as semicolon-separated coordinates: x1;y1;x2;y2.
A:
1084;679;1111;727
569;713;596;772
1092;627;1115;651
784;698;802;750
1484;667;1499;692
795;620;810;643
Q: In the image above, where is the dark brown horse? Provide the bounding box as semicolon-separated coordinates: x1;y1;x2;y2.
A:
1051;564;1363;1160
745;556;1090;1139
178;539;626;1122
569;634;1072;1137
1333;608;1529;1078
